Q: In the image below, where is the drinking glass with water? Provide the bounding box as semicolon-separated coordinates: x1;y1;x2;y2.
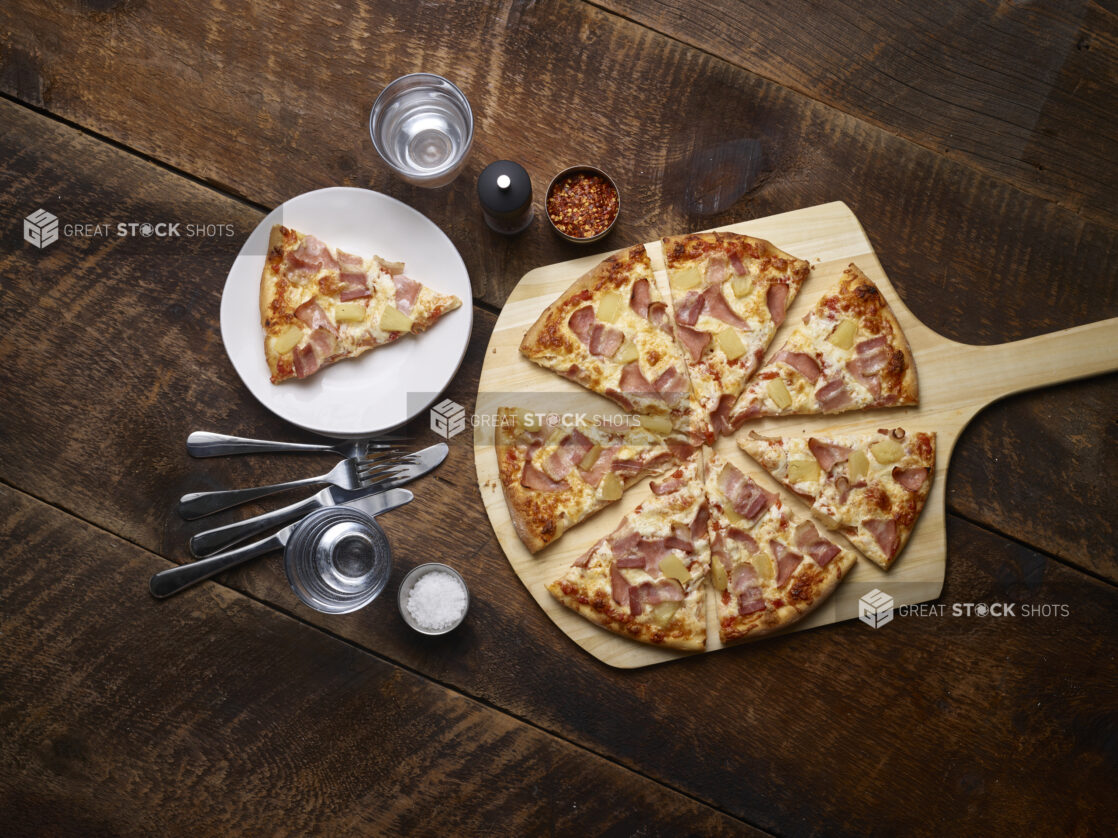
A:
369;73;474;188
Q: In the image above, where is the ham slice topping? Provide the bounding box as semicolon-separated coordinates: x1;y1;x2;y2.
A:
521;443;568;492
853;336;891;374
628;579;684;616
652;366;687;402
292;344;318;379
863;517;900;559
339;271;371;301
629;278;651;318
392;274;421;315
710;394;737;437
774;350;821;382
650;471;686;496
589;324;624;358
793;521;840;567
726;527;760;554
815;378;854;412
702;285;748;329
718;465;776;520
288;235;339;275
766;283;789;325
808;438;852;472
579;445;619;487
675;324;710;362
646;301;672;335
542;430;595;482
619;362;657;397
675;291;704;327
729;252;747;275
731;564;765;614
690;503;709;541
706;254;729;285
307;328;336;360
568;306;596;343
336;249;364;270
893;466;928;492
294;299;337;335
771;540;804;586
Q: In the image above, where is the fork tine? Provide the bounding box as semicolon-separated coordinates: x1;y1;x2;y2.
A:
356;449;405;467
356;463;411;483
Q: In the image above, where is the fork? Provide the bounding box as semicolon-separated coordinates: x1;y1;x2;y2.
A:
186;431;402;459
177;451;407;519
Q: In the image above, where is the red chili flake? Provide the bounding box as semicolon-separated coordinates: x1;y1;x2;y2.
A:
547;171;619;238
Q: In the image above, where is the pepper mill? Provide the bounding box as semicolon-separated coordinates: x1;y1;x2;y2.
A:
477;160;534;234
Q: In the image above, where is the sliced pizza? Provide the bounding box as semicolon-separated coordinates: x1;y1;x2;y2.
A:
705;453;856;643
727;263;917;425
662;232;809;435
519;245;712;446
546;452;711;650
739;428;935;569
261;225;461;383
495;407;676;553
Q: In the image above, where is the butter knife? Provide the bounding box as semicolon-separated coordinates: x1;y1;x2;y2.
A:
150;488;413;598
189;442;448;557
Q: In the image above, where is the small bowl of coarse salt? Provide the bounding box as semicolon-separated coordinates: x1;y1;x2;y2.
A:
398;563;470;635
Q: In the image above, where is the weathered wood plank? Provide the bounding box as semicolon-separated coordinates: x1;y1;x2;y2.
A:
0;487;754;837
0;0;1115;337
597;0;1118;226
2;98;1116;835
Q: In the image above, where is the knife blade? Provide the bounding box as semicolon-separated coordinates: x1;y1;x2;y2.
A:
189;442;449;558
150;488;413;599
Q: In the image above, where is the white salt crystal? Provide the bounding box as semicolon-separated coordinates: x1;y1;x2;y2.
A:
406;570;467;631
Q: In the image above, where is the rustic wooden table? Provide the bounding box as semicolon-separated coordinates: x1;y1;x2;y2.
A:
1;2;1115;835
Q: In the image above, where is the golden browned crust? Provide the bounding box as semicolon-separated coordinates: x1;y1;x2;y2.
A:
260;224;300;382
494;409;565;553
836;264;919;406
719;550;856;644
662;231;809;277
519;244;650;360
546;577;705;651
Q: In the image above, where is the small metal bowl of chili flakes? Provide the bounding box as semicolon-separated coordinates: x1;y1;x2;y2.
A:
545;165;620;243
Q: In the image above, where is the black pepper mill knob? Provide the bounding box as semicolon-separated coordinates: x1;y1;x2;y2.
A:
478;160;534;234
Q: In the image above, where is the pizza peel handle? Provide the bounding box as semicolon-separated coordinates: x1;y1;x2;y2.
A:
934;317;1118;416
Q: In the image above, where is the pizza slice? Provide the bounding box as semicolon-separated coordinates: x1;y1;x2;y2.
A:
705;453;856;643
662;232;809;435
519;245;712;447
739;428;935;569
727;263;917;425
261;225;461;383
495;407;677;553
546;452;711;650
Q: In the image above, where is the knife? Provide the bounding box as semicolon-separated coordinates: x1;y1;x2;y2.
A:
188;442;448;558
150;488;413;598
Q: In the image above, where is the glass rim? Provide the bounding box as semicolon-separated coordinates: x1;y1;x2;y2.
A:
368;73;474;181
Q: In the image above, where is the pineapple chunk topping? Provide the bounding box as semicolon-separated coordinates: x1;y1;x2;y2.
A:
599;471;623;501
848;450;869;480
670;266;702;290
334;301;367;323
716;328;747;361
870;439;904;464
273;324;304;355
766;378;793;409
753;552;773;580
828;319;857;350
787;459;821;484
579;443;602;471
659;554;692;584
597;291;622;323
731;274;753;298
379;305;414;332
639;415;673;435
614;340;639;364
711;559;728;591
648;601;681;625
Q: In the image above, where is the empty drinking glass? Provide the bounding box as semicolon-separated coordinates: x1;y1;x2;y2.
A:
369;73;474;188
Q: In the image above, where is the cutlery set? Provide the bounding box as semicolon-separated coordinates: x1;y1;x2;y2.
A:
149;431;449;601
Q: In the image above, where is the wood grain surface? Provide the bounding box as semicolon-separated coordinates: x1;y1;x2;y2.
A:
2;2;1117;832
0;488;752;837
0;0;1114;335
597;0;1118;226
473;201;1118;667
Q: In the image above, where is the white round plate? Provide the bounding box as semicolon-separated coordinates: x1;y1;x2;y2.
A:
220;187;472;437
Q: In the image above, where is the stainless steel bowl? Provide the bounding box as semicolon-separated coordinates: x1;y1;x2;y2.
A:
397;563;469;635
545;165;620;243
